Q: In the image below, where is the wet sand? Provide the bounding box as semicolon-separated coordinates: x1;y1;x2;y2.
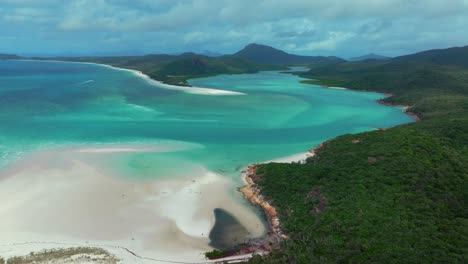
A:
0;146;265;263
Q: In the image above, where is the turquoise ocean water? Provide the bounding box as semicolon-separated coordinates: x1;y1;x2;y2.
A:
0;60;414;181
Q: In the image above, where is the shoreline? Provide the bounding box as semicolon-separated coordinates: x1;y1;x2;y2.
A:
239;165;289;239
0;146;266;264
1;60;420;263
12;59;245;96
315;83;421;122
377;99;421;121
210;150;315;261
227;88;420;261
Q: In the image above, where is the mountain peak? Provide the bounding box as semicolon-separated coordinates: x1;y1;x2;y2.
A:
237;43;287;54
235;43;344;65
349;53;390;61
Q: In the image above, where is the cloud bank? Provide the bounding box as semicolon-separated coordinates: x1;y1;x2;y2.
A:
1;0;467;57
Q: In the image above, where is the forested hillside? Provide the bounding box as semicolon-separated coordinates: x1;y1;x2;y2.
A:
248;46;468;263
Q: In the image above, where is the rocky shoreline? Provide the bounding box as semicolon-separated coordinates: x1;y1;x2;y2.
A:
221;150;315;259
239;165;288;241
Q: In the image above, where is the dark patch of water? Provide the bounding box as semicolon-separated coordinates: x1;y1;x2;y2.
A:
208;208;250;249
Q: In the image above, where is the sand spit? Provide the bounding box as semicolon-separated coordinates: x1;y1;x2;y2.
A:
0;146;265;263
15;59;245;96
108;66;245;96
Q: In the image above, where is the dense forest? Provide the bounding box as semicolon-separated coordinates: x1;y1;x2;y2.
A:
247;46;468;263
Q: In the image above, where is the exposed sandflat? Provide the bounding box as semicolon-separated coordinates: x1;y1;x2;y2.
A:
0;146;265;263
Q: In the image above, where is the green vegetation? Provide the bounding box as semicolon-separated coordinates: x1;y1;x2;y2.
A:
0;257;4;264
298;62;468;119
205;249;233;260
6;247;119;264
43;51;283;86
247;47;468;263
149;55;281;85
393;45;468;67
34;43;344;85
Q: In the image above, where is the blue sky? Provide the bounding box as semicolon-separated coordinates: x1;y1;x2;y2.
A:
1;0;468;58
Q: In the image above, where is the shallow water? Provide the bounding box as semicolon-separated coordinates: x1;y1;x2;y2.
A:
0;60;413;177
0;60;414;255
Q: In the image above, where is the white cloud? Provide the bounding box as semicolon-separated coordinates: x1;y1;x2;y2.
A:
289;31;355;51
0;0;467;56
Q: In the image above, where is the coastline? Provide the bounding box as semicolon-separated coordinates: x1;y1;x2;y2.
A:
377;98;421;121
13;59;246;96
227;88;421;261
318;83;420;121
210;151;314;261
1;60;421;263
0;146;266;264
314;83;421;122
239;165;289;240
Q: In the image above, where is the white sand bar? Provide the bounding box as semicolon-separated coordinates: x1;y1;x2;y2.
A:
102;65;246;96
17;59;246;96
0;147;265;263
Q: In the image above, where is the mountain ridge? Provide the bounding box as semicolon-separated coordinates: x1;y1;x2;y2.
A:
234;43;345;65
392;45;468;67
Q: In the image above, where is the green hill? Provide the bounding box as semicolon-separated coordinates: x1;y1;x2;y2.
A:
246;45;468;263
234;43;345;65
392;45;468;67
299;61;468;119
38;53;282;85
149;55;277;85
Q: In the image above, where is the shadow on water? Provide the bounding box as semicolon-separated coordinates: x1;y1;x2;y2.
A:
209;208;251;249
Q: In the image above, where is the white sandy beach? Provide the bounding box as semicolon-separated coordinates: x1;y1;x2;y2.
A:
0;146;265;263
127;69;246;96
16;59;246;96
268;151;312;163
239;151;313;186
328;86;347;90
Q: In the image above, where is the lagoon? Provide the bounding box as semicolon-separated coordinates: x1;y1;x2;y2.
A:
0;60;414;262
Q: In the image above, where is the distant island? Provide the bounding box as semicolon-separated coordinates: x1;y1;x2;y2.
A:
349;53;390;61
234;43;345;65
